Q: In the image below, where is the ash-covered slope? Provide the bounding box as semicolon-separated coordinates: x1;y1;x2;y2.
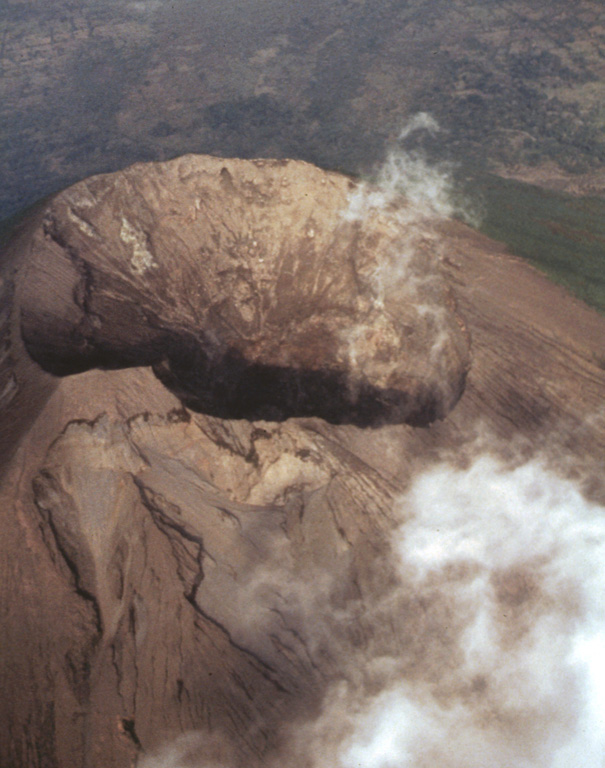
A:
1;155;604;768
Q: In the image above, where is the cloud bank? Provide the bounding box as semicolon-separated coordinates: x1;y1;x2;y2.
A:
329;456;605;768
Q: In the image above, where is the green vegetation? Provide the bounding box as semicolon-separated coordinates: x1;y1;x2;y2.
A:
473;174;605;314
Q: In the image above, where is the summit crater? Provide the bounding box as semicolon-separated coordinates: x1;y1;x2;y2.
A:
17;154;470;426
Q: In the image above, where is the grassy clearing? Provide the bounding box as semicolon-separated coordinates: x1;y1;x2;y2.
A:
471;174;605;314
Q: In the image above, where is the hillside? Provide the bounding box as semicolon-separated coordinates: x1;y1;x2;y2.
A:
1;155;605;768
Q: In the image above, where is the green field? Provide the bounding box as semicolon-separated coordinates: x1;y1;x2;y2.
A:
472;174;605;315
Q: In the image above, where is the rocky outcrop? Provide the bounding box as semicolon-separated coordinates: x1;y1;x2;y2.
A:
1;155;605;768
19;155;469;426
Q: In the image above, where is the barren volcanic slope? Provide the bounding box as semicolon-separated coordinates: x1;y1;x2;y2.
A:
1;156;605;768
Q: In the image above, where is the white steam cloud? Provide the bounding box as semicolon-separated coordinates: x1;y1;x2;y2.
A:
139;735;202;768
331;456;605;768
340;113;478;389
343;112;476;319
127;0;161;13
397;112;441;142
344;112;479;228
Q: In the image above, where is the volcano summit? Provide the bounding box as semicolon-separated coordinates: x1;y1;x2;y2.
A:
17;155;469;426
1;155;605;768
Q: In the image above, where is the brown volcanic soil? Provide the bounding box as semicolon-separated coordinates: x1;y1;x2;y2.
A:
16;154;469;426
1;156;605;768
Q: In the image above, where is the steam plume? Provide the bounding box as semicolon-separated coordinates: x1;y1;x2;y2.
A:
340;113;476;392
397;112;441;142
290;456;605;768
